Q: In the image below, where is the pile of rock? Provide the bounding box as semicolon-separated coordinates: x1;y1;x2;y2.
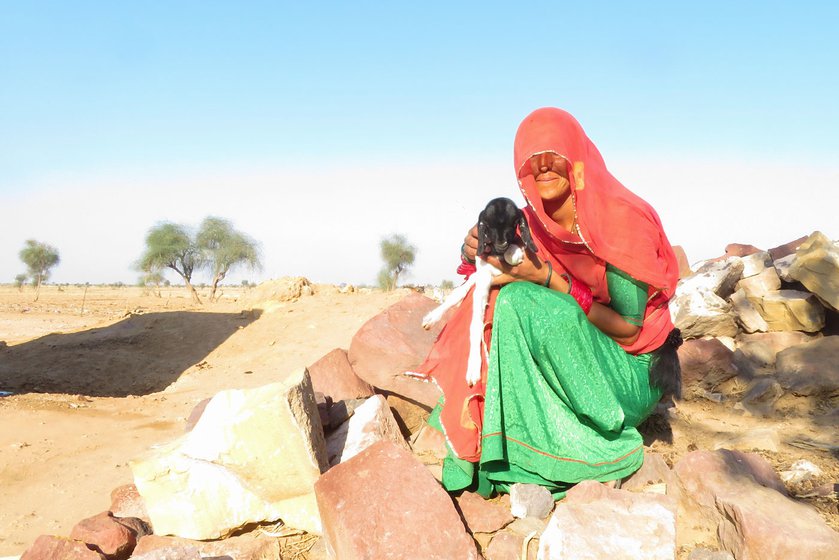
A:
672;231;839;410
17;249;839;559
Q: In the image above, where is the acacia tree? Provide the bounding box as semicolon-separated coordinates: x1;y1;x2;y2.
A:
137;222;203;303
14;273;27;291
378;233;416;290
19;239;60;301
139;271;166;297
196;217;261;302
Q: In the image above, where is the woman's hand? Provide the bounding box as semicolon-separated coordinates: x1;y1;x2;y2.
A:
462;225;479;262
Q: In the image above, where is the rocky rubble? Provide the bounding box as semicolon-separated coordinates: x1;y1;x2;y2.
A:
16;232;839;559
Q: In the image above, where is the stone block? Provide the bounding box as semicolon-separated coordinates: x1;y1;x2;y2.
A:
133;533;279;560
325;394;408;466
109;484;150;525
773;253;796;282
348;293;443;407
730;289;768;333
752;289;825;332
674;450;839;559
509;483;554;519
681;257;745;299
736;267;780;297
673;245;693;278
736;377;784;417
20;535;107;560
622;452;676;492
131;545;201;560
454;491;514;534
768;235;808;261
410;422;448;461
788;230;839;310
314;441;478;559
735;331;821;368
69;512;136;560
482;516;545;560
738;251;772;278
307;348;374;401
130;370;327;539
677;338;738;389
538;481;676;560
776;336;839;396
672;290;739;339
725;243;762;258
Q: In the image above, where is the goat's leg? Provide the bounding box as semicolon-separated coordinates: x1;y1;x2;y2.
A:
465;268;491;386
422;275;476;330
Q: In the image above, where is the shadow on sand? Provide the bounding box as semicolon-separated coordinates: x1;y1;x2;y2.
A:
0;309;261;397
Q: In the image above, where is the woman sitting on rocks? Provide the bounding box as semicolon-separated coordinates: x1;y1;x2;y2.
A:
416;107;682;497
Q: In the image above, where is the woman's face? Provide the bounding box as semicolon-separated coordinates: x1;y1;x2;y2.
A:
520;152;570;202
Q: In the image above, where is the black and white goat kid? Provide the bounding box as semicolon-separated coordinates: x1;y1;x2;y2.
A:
422;197;537;386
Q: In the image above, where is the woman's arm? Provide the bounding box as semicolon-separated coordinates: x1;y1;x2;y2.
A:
463;224;642;344
483;251;642;346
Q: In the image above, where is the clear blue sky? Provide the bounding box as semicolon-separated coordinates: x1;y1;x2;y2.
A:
2;1;837;285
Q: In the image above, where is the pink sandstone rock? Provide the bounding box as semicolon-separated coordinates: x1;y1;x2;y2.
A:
724;243;762;257
348;293;443;407
485;530;538;560
675;449;839;559
315;440;478;559
133;533;279;559
673;245;693;278
454;491;515;534
768;235;809;261
109;484;150;525
307;347;374;401
183;398;210;432
677;338;738;388
69;511;136;560
20;535;107;560
622;451;677;492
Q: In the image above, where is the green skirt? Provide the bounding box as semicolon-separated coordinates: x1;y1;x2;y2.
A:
432;281;661;498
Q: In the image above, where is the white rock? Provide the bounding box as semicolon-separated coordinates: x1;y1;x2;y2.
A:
510;483;554;519
773;253;796;282
730;289;769;333
131;370;328;539
780;460;823;485
677;257;744;299
539;482;676;560
672;289;739;338
740;251;772;278
325;394;409;466
737;267;781;298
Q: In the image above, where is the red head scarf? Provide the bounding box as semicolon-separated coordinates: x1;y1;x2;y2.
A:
515;107;679;354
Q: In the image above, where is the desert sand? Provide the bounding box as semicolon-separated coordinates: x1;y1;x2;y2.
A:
0;283;836;556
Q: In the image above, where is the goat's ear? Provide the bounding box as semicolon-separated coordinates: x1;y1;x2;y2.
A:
519;216;538;253
477;218;488;256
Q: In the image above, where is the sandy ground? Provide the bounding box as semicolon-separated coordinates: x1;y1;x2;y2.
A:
0;284;836;556
0;284;408;555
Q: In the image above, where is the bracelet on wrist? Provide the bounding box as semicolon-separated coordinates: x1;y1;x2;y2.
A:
543;260;553;288
543;261;554;288
559;272;572;294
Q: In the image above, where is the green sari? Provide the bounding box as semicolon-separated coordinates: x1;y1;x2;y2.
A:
431;266;661;498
